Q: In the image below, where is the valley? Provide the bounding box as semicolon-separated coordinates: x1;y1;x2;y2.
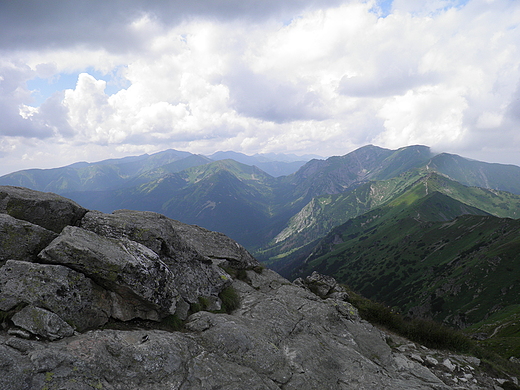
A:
2;144;520;360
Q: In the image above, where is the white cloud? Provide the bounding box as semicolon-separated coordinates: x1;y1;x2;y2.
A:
1;0;520;175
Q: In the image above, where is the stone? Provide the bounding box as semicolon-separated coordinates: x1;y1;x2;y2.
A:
0;213;57;266
425;356;439;366
80;210;232;303
38;226;179;318
165;216;260;269
12;305;74;340
294;271;351;301
443;358;457;372
0;185;87;233
410;353;424;364
0;260;111;330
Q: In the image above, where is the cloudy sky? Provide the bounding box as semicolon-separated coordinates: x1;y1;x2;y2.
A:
1;0;519;175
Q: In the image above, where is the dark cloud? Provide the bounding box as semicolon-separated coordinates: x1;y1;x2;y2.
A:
226;66;328;123
0;0;344;52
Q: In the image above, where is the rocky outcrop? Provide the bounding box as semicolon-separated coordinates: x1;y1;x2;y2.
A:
39;226;179;321
0;213;57;266
0;186;87;233
80;210;234;305
0;186;517;389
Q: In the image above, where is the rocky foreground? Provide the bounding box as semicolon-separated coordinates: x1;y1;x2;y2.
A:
0;185;517;389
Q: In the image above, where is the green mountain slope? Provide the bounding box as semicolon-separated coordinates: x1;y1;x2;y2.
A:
260;171;520;269
0;149;193;193
277;145;432;208
427;153;520;194
291;191;520;333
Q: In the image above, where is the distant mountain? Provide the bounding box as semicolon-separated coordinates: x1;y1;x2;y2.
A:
0;149;193;193
427;153;520;195
3;144;520;256
208;150;314;177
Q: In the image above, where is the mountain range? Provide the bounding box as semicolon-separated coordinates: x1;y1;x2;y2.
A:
3;144;520;358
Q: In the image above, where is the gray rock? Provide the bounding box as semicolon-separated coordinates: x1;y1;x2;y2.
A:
165;216;260;269
0;344;34;390
425;356;439;366
0;185;87;233
0;260;111;330
83;209;260;269
7;328;32;339
295;270;350;299
12;305;74;340
0;214;57;266
38;226;179;319
443;358;457;372
81;210;232;303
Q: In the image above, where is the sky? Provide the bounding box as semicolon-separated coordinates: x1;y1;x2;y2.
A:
1;0;520;175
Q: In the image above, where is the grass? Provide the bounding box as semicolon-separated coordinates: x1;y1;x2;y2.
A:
344;286;520;378
219;286;241;314
347;289;473;352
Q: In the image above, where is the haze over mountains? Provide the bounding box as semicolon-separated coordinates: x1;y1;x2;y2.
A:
3;144;520;355
3;145;520;249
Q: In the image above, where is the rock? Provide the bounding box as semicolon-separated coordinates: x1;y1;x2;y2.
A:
38;226;179;319
410;353;425;364
7;328;32;339
165;216;260;269
80;210;232;303
425;356;439;366
0;344;34;389
0;260;111;330
0;214;57;266
12;305;74;340
443;358;457;372
294;271;350;300
0;185;87;233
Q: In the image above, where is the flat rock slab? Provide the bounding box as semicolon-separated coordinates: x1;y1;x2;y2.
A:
12;305;74;340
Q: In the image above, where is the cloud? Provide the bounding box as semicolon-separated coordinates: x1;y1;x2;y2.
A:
0;0;345;52
0;60;56;138
225;65;328;123
1;0;520;175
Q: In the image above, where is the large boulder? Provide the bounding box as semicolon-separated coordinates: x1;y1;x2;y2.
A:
0;186;87;233
38;226;179;320
0;213;57;266
81;210;233;303
0;260;111;330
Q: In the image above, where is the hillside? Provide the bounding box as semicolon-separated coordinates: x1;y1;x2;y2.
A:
260;171;520;269
2;144;520;257
290;188;520;334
